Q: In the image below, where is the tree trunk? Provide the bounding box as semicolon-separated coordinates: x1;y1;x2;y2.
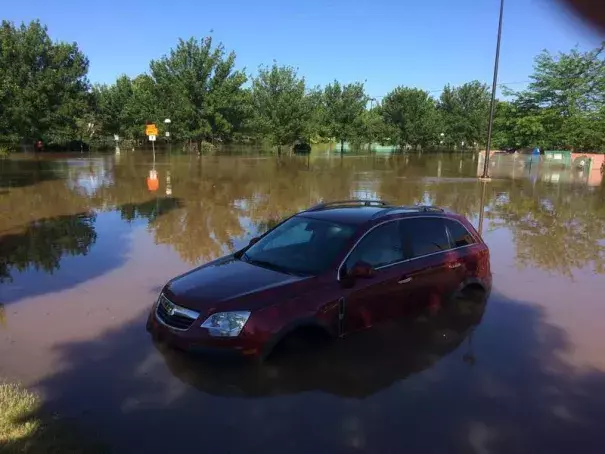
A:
277;145;282;156
340;139;344;154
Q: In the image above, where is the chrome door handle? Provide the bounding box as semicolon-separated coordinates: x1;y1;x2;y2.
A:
398;277;412;284
449;263;462;269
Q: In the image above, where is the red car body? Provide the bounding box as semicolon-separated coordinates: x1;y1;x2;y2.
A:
147;201;491;360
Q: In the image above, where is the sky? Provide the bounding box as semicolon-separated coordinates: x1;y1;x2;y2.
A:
3;0;603;99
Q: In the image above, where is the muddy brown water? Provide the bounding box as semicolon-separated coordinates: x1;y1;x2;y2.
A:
1;151;605;453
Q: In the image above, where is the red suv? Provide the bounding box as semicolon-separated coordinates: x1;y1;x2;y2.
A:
147;200;491;360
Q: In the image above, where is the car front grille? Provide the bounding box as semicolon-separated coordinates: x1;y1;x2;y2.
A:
155;293;200;331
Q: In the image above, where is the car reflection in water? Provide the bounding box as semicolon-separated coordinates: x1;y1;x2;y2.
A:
154;291;487;398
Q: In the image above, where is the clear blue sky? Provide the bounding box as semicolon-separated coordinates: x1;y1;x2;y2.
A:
3;0;603;98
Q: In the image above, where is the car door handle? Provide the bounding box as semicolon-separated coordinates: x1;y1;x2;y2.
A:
398;277;412;284
449;262;462;269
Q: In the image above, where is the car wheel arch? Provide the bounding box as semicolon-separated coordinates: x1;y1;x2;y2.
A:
260;318;335;361
457;277;488;294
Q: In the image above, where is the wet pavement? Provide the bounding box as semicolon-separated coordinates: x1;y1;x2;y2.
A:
1;151;605;453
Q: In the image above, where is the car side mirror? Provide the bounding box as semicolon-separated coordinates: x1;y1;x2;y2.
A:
248;237;260;247
349;261;376;279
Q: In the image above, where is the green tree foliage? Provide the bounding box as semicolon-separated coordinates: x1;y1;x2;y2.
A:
93;74;162;140
492;101;546;148
3;18;605;153
251;64;312;152
496;44;605;150
358;106;389;145
438;81;490;148
305;87;329;142
93;75;134;136
0;20;90;145
382;87;437;149
123;75;161;139
149;36;249;142
322;81;368;151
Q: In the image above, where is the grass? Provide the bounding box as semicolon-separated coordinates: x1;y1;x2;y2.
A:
0;382;107;453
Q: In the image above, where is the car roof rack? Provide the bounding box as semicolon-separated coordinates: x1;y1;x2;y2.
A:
371;205;444;219
306;199;391;212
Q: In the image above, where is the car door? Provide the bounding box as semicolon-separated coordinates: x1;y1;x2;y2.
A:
341;220;412;333
443;218;481;285
400;217;463;313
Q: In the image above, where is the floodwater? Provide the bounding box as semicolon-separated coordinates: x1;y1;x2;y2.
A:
1;151;605;453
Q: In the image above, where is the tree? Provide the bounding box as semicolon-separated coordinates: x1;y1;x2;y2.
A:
251;64;312;154
492;100;546;149
382;87;437;149
149;36;249;143
438;81;490;149
94;75;134;137
358;106;388;145
0;20;90;145
322;81;368;152
305;87;328;141
505;44;605;150
122;75;161;140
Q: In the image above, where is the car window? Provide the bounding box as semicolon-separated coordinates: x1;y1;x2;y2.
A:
345;221;404;269
445;219;475;248
245;216;356;275
403;218;450;258
261;220;313;250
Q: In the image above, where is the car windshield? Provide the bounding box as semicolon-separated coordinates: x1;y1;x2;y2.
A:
242;216;357;276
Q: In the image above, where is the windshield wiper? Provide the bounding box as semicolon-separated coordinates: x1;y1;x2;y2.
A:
244;257;302;276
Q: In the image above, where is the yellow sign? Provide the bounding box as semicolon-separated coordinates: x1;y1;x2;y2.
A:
145;124;158;136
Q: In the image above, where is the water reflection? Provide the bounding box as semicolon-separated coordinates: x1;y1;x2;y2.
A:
0;158;66;189
118;197;182;223
1;152;604;288
0;213;97;282
2;151;605;453
157;294;486;398
488;179;605;276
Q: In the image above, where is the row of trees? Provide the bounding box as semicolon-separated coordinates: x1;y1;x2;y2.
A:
1;20;604;152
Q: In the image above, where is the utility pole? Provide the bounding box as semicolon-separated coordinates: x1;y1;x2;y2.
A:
481;0;504;180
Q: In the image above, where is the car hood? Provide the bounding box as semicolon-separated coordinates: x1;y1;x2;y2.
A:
163;256;310;313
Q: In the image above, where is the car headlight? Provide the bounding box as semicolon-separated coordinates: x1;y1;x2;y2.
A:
201;311;251;337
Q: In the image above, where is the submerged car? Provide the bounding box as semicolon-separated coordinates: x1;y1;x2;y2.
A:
147;200;492;360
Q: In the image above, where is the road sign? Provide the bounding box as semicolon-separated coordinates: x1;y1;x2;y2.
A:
145;124;158;136
165;131;170;137
149;135;157;142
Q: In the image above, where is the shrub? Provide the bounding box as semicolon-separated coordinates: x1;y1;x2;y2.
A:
0;145;12;157
199;141;216;154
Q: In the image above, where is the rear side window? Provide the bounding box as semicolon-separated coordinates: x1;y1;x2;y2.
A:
403;218;450;258
345;221;404;269
445;219;476;248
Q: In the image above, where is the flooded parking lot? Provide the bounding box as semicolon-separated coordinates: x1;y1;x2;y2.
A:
1;151;605;453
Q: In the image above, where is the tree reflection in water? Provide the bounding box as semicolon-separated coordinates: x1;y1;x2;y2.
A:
0;213;97;282
487;180;605;276
102;153;605;277
2;152;605;283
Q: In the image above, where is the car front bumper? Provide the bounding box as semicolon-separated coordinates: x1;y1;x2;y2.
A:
146;309;264;359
